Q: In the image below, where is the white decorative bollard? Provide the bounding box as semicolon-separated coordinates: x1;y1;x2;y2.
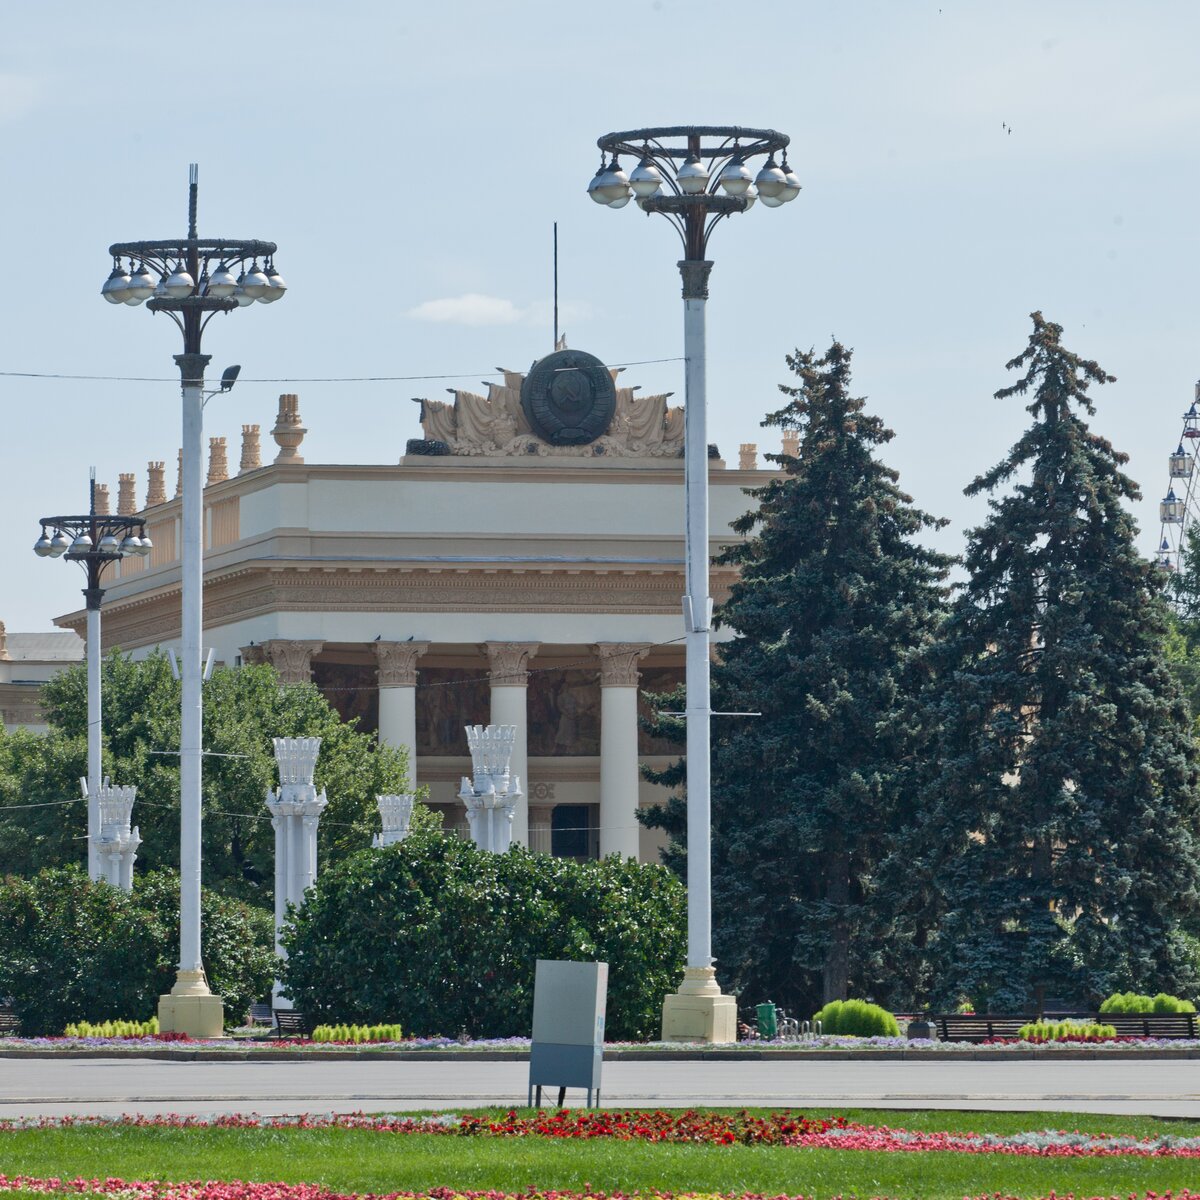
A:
93;779;140;892
458;724;522;854
374;793;415;848
265;737;328;1008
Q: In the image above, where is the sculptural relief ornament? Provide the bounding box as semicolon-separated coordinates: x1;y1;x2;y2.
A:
414;349;684;458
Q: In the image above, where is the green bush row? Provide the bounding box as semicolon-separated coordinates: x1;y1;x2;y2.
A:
1018;1020;1117;1041
0;868;274;1035
64;1017;160;1038
1099;991;1196;1013
811;999;900;1037
311;1023;403;1043
281;831;687;1040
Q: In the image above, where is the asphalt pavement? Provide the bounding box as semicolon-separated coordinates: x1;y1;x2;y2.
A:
1;1056;1198;1118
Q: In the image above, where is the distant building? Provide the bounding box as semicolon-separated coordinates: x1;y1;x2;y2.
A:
0;623;84;733
55;349;781;862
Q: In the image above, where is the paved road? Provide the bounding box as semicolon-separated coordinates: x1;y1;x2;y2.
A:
1;1057;1198;1118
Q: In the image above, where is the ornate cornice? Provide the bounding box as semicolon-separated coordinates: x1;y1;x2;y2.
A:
595;642;651;687
375;640;430;687
260;639;324;684
482;641;539;687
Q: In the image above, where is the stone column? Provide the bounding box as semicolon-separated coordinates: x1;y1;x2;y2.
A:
265;737;327;1008
595;643;651;859
482;642;538;847
458;724;521;853
239;425;262;473
146;461;166;508
374;640;429;786
261;639;324;684
117;474;137;516
207;437;229;485
374;794;415;847
93;779;140;892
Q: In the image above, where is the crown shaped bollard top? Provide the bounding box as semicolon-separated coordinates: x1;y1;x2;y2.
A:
374;793;415;848
465;723;517;791
97;779;137;837
272;736;322;786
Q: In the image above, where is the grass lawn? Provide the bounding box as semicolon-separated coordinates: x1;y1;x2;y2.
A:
2;1110;1200;1199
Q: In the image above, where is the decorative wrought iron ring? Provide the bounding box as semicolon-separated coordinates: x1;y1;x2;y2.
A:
598;125;788;161
108;238;277;274
38;513;147;565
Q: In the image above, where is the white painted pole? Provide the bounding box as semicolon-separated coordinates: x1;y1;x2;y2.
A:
681;266;713;972
85;603;102;879
178;361;208;978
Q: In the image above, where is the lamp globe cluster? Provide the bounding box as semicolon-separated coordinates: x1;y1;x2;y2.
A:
102;255;285;306
589;148;800;209
34;523;152;559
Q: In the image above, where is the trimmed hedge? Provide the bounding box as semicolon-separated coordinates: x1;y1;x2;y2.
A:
812;999;900;1037
0;867;274;1034
280;831;686;1040
1099;990;1196;1013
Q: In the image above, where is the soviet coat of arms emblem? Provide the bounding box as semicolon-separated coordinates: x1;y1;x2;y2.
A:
520;349;616;446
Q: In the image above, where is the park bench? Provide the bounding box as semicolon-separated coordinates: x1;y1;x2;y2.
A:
0;1004;19;1036
247;1002;273;1026
1101;1012;1198;1039
272;1008;315;1039
934;1014;1030;1042
935;1011;1200;1041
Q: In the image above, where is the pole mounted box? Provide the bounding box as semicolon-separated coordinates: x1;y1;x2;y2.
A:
527;959;608;1108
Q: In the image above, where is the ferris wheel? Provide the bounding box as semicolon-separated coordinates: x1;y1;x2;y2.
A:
1156;382;1200;572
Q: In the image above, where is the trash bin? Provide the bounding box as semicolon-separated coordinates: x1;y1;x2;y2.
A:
756;1002;777;1040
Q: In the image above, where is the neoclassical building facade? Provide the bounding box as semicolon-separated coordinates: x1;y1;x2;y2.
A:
56;349;783;862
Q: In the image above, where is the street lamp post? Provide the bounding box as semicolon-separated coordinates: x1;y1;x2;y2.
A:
589;126;797;1042
102;164;284;1036
35;476;152;878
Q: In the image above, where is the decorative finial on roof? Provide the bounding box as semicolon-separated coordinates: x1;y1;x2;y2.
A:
207;437;229;485
146;461;166;508
240;424;262;473
117;473;137;515
739;443;758;470
272;395;306;464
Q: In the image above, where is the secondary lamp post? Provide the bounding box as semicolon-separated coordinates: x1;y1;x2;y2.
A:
102;163;284;1035
34;476;151;878
589;126;796;1042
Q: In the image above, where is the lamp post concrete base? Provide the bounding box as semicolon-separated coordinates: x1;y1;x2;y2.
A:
660;966;737;1044
157;969;225;1038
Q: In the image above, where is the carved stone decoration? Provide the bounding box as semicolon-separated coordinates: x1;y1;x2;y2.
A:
207;437;229;485
239;425;262;474
273;395;306;464
261;639;324;684
458;723;521;854
117;474;137;516
739;443;758;470
781;430;799;458
415;358;683;459
374;639;430;687
482;641;539;687
146;461;167;508
240;644;267;667
93;778;140;891
0;621;7;660
176;449;183;498
373;793;415;848
520;349;616;446
595;642;651;688
94;483;111;515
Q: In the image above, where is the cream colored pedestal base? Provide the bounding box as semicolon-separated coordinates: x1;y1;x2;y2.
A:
661;966;738;1043
157;969;225;1038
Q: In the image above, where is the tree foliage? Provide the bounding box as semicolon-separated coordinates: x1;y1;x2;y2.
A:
0;867;274;1033
642;340;951;1015
0;653;410;900
281;830;686;1040
915;312;1200;1010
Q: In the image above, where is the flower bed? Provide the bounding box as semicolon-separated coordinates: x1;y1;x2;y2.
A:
8;1111;1200;1158
2;1180;1199;1200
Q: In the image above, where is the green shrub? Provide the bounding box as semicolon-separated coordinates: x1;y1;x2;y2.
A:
281;831;687;1040
811;999;900;1037
1018;1020;1117;1041
312;1022;402;1043
64;1016;159;1038
0;867;274;1035
1099;990;1196;1013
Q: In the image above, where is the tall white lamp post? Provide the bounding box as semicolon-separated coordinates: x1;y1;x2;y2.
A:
588;125;797;1042
102;164;285;1035
35;475;152;879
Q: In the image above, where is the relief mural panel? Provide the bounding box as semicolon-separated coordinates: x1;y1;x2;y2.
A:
528;668;601;757
416;668;491;756
313;662;378;735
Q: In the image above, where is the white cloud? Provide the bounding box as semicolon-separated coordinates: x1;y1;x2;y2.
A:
406;293;525;327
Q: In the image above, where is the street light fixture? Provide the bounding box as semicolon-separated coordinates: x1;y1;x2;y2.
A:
35;475;150;879
590;125;795;1043
103;163;283;1037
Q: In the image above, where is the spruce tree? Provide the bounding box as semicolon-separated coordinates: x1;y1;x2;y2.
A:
698;340;951;1013
920;312;1200;1011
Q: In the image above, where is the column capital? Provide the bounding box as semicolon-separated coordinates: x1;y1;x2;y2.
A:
374;639;430;687
261;639;324;684
481;641;539;687
240;644;267;666
595;642;651;687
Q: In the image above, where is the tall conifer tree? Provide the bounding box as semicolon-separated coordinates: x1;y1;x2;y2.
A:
700;340;951;1012
919;312;1200;1010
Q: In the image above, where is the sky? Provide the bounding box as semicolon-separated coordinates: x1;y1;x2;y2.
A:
1;0;1198;631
